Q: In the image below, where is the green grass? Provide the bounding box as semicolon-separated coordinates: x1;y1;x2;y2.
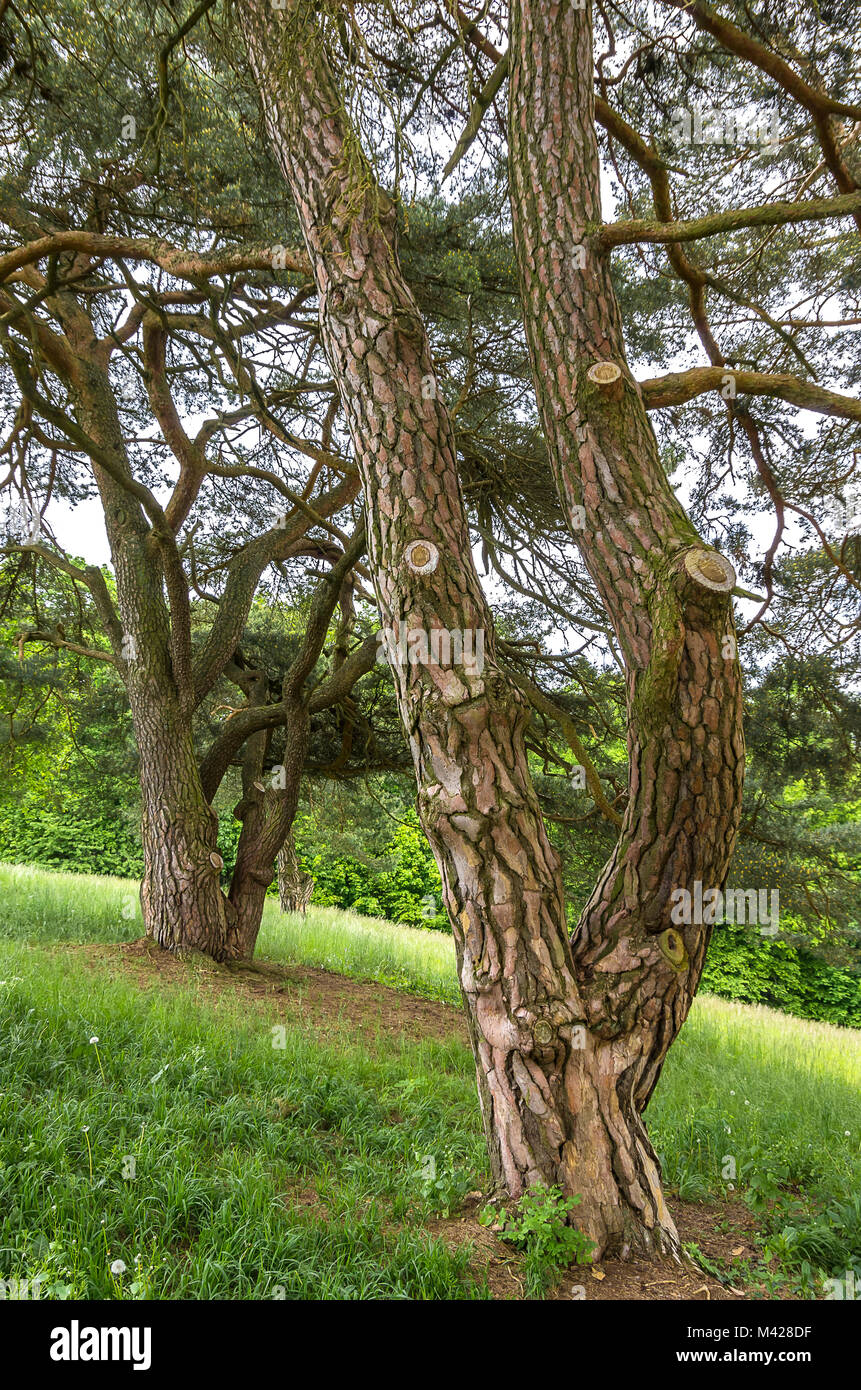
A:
654;998;861;1199
0;861;460;1000
2;861;861;1298
260;901;460;1004
0;945;486;1299
0;862;146;945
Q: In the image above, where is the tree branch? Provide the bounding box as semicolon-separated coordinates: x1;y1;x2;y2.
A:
443;50;509;180
191;470;361;708
508;670;623;828
598;190;861;249
639;366;861;422
16;626;119;666
0;233;310;287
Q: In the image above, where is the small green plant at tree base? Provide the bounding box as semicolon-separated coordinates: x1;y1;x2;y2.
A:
480;1185;595;1296
414;1148;474;1218
740;1158;788;1213
683;1240;734;1284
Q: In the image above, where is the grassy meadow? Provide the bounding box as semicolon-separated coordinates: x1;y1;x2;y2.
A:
1;861;860;1299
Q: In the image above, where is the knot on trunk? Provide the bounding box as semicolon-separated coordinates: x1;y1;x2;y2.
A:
532;1017;555;1048
523;1004;586;1065
656;927;688;970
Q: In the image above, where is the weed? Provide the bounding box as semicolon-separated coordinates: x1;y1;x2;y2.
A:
480;1185;595;1296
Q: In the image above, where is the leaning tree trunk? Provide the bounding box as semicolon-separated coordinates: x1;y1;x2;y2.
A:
239;0;693;1260
507;0;746;1238
224;525;364;955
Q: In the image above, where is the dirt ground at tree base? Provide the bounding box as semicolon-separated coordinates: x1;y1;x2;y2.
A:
428;1193;782;1300
57;937;796;1301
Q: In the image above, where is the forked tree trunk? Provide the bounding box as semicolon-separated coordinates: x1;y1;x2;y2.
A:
240;1;649;1260
241;0;744;1259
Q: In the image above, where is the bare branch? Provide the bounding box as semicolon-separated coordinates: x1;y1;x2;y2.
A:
443;50;510;180
17;626;119;666
0;233;310;287
598;190;861;250
639;367;861;422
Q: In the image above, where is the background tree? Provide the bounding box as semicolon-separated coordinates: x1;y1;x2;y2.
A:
0;0;373;957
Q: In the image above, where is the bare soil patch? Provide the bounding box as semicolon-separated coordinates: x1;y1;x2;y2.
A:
429;1193;783;1301
62;936;466;1050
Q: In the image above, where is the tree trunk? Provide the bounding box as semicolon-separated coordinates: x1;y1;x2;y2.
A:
277;831;314;914
137;710;237;956
506;0;746;1242
227;701;310;958
71;359;239;958
239;1;691;1259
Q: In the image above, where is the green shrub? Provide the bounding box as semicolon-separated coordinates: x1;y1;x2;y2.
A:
0;805;143;878
297;813;449;932
702;926;861;1029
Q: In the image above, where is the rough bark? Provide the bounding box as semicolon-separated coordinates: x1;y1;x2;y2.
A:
70;356;240;958
240;0;703;1260
277;831;314;914
507;0;745;1247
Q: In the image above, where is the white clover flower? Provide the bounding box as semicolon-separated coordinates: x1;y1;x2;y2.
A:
110;1259;127;1276
89;1036;99;1045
